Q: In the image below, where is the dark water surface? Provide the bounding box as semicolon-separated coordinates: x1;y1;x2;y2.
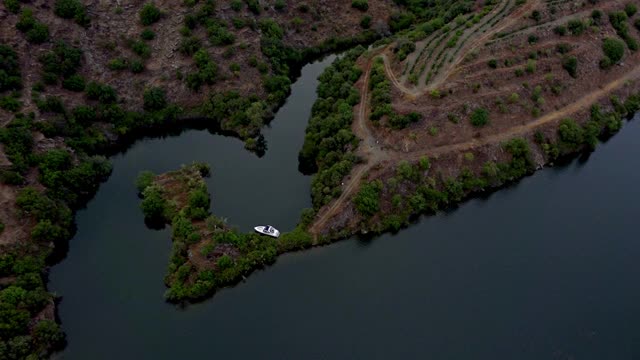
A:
51;53;640;359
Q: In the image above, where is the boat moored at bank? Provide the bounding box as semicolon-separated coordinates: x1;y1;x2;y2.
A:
254;225;280;238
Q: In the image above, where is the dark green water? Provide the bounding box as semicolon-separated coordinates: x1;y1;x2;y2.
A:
50;54;640;359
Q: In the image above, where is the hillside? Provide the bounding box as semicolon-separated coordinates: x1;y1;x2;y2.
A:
305;0;640;237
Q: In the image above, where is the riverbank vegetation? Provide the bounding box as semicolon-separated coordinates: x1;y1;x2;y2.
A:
298;47;364;208
135;163;314;302
346;90;640;237
0;114;111;357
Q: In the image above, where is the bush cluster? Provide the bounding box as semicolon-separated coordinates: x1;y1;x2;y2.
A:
201;91;269;138
0;44;22;112
38;41;83;87
186;49;218;90
53;0;90;27
351;0;368;11
16;9;49;44
608;11;639;52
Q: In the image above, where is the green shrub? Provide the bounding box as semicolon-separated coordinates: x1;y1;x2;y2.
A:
602;37;625;63
107;57;128;70
3;0;20;13
0;95;21;112
274;0;285;11
131;40;151;58
230;0;242;11
561;56;577;78
591;9;603;24
351;0;368;11
143;86;167;111
530;10;541;22
139;2;161;26
129;59;144;73
0;222;4;234
135;171;155;193
258;18;284;40
208;23;235;46
624;3;637;17
470;107;489;127
567;19;586;35
71;105;95;125
360;15;372;28
26;23;50;44
388;11;416;33
525;59;536;74
179;36;201;55
488;59;497;68
62;74;85;91
553;25;567;36
245;0;260;14
599;56;613;69
0;44;22;92
140;28;155;40
85;81;117;103
556;43;571;54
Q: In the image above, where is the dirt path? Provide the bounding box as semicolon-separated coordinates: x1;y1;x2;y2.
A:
310;60;381;236
381;0;539;97
309;59;640;236
431;0;538;89
382;53;421;97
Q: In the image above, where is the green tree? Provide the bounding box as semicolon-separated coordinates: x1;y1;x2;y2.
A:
140;186;166;220
135;171;155;193
354;180;383;217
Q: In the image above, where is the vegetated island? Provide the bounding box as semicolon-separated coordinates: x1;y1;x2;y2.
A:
2;0;640;356
136;163;312;302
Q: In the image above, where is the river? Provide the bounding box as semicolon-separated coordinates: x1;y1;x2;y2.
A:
50;55;640;359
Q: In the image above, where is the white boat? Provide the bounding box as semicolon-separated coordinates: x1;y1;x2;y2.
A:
254;225;280;238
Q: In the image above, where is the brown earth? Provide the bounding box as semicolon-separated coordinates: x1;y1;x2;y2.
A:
0;0;399;247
